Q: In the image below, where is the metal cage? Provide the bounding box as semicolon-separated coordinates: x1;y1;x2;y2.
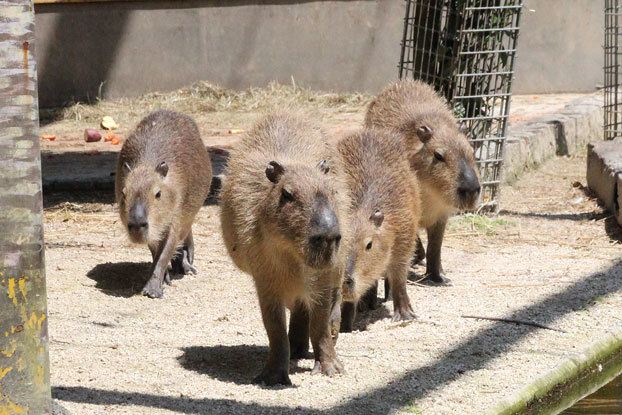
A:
399;0;523;210
605;0;622;140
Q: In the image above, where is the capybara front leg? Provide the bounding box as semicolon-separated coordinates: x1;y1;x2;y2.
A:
253;295;291;386
423;217;451;286
289;301;310;359
142;233;178;298
339;301;356;333
388;262;416;322
310;290;344;376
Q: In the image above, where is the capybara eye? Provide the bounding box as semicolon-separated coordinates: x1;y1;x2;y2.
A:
281;188;295;202
434;151;445;162
366;241;373;250
155;191;161;199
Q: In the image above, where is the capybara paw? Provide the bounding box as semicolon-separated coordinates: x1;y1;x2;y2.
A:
421;273;452;286
392;309;417;322
171;253;197;276
252;369;292;386
141;278;163;298
311;358;345;377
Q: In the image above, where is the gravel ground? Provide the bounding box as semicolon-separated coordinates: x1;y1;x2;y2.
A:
44;149;622;415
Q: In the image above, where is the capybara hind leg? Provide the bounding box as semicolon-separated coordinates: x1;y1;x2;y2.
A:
388;263;416;322
171;230;197;276
253;295;291;386
422;218;452;286
288;301;310;359
143;234;178;298
310;287;344;376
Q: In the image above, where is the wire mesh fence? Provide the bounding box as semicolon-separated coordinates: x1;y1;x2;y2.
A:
605;0;622;141
399;0;523;210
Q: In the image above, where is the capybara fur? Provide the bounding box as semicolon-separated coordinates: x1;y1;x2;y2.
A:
365;79;480;286
220;112;347;386
115;110;212;298
337;129;420;333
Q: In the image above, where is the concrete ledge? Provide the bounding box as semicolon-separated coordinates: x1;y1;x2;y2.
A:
586;141;622;226
485;330;622;415
503;95;604;184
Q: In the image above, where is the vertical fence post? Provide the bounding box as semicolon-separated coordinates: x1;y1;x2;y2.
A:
0;0;52;413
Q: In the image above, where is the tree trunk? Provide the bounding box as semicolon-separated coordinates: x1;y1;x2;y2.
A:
0;1;51;414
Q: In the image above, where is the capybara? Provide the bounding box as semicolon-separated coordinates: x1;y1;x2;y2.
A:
337;129;420;332
220;113;346;386
115;110;212;298
365;79;480;287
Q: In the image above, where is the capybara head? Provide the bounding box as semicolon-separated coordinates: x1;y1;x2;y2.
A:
118;161;173;244
262;159;342;269
342;208;391;302
405;119;481;210
366;80;481;211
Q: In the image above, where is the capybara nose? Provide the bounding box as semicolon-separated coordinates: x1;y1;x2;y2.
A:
458;163;481;199
128;221;148;230
128;203;148;230
309;197;341;246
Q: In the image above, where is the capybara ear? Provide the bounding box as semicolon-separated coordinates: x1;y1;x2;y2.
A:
317;159;330;174
370;209;384;228
123;162;132;173
459;121;468;134
416;125;434;143
265;161;285;183
155;161;168;177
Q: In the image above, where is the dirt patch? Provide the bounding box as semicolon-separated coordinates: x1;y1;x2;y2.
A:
45;149;622;414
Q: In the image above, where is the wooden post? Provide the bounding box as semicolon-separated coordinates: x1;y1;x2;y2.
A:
0;1;52;413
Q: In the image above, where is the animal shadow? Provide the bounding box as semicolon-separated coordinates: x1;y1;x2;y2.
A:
86;262;150;297
179;345;308;387
353;302;392;332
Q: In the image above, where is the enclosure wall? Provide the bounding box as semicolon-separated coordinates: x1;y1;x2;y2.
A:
35;0;602;108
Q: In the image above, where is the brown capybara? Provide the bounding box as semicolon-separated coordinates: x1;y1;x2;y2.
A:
365;79;480;287
337;129;420;333
115;110;212;298
220;112;347;386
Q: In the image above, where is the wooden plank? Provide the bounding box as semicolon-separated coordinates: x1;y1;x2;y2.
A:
0;1;51;413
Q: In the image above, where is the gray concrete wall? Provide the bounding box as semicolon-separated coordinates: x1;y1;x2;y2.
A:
514;0;603;94
34;0;604;108
34;0;405;108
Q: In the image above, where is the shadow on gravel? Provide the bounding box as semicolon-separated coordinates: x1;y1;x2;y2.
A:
353;305;392;332
179;344;311;386
179;345;267;385
55;259;622;414
605;216;622;243
86;262;150;298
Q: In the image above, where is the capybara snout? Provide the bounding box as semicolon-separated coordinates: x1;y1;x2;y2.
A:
307;194;342;268
127;200;149;242
457;159;481;209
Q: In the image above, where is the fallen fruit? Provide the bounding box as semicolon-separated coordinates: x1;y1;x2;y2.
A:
111;137;121;145
41;135;56;141
84;129;102;142
104;132;116;142
101;116;119;130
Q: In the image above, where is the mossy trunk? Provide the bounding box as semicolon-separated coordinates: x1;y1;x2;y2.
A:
0;1;51;414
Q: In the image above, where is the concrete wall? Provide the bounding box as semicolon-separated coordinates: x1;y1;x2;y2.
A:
514;0;603;94
34;0;405;108
34;0;604;108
